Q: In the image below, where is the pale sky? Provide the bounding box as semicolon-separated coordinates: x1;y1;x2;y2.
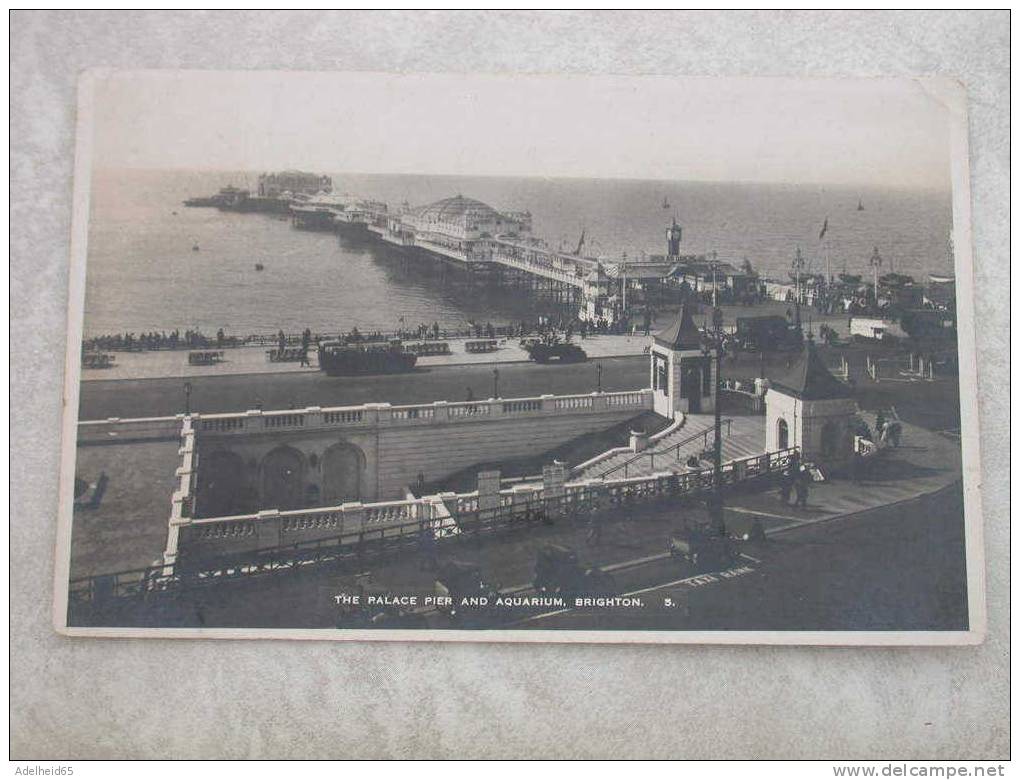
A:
87;70;955;188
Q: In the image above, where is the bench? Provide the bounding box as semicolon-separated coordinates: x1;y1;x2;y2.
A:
405;341;452;356
188;350;225;365
266;348;308;363
465;339;498;353
82;353;115;369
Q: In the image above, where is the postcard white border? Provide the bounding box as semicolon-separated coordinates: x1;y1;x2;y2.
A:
52;71;987;645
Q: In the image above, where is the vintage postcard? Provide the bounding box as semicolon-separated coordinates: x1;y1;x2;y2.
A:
54;71;985;643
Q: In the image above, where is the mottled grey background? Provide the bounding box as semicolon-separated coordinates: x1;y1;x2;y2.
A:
10;10;1009;759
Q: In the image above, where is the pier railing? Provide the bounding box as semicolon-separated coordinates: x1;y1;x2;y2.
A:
483;240;589;289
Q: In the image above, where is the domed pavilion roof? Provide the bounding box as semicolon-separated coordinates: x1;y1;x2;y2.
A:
413;195;505;226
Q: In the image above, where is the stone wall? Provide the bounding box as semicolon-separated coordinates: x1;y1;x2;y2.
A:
186;390;654;505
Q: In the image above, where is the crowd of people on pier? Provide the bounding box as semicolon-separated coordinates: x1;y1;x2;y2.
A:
82;328;236;353
82;312;650;359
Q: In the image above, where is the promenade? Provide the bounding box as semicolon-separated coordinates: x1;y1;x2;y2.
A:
80;333;651;382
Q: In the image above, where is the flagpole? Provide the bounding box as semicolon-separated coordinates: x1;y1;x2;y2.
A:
819;216;831;285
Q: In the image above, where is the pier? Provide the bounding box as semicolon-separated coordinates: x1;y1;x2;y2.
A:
310;193;690;322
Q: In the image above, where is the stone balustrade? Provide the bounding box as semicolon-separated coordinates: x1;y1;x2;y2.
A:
77;414;189;443
80;390;654;441
161;417;198;570
170;445;797;565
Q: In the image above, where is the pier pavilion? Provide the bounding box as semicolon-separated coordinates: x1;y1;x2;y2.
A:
360;194;724;324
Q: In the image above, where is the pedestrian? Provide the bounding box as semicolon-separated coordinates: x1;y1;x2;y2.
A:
779;471;793;504
418;525;438;572
749;519;766;542
794;471;809;508
586;512;603;545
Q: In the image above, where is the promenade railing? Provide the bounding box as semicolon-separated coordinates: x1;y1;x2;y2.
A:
66;445;799;613
595;419;735;480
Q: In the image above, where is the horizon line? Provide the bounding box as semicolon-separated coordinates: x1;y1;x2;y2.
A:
91;165;952;194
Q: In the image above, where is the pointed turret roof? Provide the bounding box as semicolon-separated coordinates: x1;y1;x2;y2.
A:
653;304;704;350
771;338;852;400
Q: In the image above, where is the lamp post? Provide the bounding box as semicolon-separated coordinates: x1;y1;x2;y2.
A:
703;320;725;535
791;247;806;336
869;246;883;310
596;362;603;393
492;367;500;399
620;251;628;316
183;381;192;415
710;251;719;309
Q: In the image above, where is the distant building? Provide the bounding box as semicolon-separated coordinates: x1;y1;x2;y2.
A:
258;171;332;199
670;259;754;300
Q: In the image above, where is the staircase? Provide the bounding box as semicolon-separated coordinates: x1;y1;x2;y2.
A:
574;414;767;482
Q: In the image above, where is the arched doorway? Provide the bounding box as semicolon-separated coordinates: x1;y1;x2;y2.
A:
197;450;254;517
681;362;702;413
261;446;305;510
321;442;365;505
820;421;839;457
777;418;789;450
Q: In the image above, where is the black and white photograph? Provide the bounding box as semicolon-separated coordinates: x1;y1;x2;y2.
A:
55;69;984;643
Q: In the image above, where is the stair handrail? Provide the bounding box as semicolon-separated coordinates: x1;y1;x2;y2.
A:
596;418;734;480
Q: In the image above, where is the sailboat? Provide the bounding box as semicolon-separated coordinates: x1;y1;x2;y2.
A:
857;198;865;211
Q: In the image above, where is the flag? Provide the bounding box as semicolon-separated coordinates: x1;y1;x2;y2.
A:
818;217;829;241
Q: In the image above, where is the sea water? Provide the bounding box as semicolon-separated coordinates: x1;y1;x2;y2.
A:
83;168;953;337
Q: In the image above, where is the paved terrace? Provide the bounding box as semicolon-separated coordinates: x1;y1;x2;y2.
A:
80;334;651;382
97;423;966;631
70;440;183;579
